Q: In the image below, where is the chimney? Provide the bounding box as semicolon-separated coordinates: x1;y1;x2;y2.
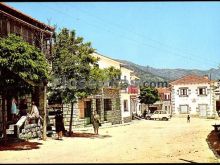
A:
203;75;209;80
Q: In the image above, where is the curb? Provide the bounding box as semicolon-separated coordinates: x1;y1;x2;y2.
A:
72;121;133;132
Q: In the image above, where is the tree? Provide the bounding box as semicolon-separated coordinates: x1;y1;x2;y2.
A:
103;66;121;87
50;28;103;135
0;34;49;143
138;86;160;113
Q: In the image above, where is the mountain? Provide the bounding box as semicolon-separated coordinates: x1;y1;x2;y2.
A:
115;59;220;82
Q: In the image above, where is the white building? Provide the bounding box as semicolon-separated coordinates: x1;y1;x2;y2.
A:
170;75;217;118
92;52;139;123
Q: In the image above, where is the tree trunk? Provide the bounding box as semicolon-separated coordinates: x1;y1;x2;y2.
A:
2;94;7;144
69;102;74;136
42;84;47;141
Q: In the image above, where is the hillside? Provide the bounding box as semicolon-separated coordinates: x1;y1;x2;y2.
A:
116;59;220;82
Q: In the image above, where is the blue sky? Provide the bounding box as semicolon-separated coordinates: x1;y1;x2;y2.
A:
6;2;220;70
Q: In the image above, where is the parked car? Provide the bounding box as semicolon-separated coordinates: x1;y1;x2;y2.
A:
145;110;171;121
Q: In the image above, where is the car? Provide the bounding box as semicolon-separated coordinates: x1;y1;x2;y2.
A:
145;112;153;120
145;110;171;121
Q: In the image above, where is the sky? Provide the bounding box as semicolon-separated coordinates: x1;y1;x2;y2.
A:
6;2;220;70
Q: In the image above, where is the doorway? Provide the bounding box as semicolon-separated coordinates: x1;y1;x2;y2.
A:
84;101;92;124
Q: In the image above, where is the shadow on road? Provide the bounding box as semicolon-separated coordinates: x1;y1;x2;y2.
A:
0;138;42;151
179;158;198;163
66;132;112;139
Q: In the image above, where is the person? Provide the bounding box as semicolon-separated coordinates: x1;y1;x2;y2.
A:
19;98;28;117
187;114;190;123
92;111;101;135
11;97;17;122
143;109;147;118
55;110;65;140
29;101;40;124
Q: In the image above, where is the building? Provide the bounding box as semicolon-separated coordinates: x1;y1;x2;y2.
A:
170;74;217;118
153;87;171;114
93;53;140;123
0;2;54;134
61;52;140;128
213;80;220;117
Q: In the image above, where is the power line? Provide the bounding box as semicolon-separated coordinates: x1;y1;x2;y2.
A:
70;4;219;67
38;3;219;68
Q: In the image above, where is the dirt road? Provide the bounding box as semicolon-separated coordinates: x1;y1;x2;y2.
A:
0;117;219;163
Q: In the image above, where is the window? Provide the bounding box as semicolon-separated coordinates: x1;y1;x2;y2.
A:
104;99;112;111
180;88;188;96
198;87;206;95
179;105;188;114
124;100;128;111
164;94;170;100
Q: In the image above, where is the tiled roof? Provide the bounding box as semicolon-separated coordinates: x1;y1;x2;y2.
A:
156;87;171;94
0;2;54;31
170;74;211;85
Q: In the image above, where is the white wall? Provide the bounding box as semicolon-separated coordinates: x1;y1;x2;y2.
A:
92;53;121;69
120;93;131;120
171;83;215;117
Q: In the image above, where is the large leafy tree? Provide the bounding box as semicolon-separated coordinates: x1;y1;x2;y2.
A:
138;86;160;112
50;28;105;135
0;34;49;143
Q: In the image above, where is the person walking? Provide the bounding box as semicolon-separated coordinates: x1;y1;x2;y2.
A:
55;110;65;140
92;111;101;135
187;114;190;123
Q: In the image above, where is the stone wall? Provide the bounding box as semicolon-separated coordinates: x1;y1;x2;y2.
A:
103;88;122;125
123;116;132;123
58;87;122;128
62;103;87;128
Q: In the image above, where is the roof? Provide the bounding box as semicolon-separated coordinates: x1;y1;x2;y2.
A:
92;52;123;65
170;74;211;85
156;87;171;94
0;2;54;32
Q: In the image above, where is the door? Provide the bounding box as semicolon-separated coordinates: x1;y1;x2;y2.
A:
199;104;207;117
84;101;92;124
180;105;188;114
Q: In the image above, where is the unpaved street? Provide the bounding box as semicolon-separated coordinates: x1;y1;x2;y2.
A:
0;117;220;163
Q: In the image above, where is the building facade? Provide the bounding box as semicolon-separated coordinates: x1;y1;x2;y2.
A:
170;74;217;118
153;87;171;114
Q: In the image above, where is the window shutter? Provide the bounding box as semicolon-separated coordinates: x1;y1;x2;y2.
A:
207;88;210;95
188;89;191;95
196;89;198;95
177;89;179;95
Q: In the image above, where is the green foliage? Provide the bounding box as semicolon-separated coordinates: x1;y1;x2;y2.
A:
0;34;49;82
0;34;49;95
138;86;160;105
50;28;100;103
